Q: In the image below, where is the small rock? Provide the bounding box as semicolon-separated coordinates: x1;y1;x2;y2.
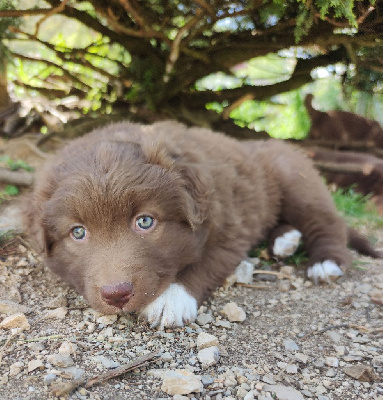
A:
280;266;295;276
277;280;291;292
352;336;370;344
283;339;299;351
47;353;74;368
295;353;308;364
235;260;255;284
92;355;120;369
9;361;24;376
44;307;67;320
161;369;203;395
221;302;246;322
196;313;213;326
0;313;30;330
197;332;219;350
325;357;339;368
96;315;118;325
43;373;57;385
325;331;341;343
335;346;345;356
237;386;249;398
0;300;31;315
325;368;337;377
197;346;219;368
201;375;214;386
161;352;173;362
343;365;378;382
147;369;168;379
214;320;232;329
286;364;298;374
262;375;275;384
263;384;305;400
356;283;372;294
28;359;44;373
372;355;383;367
60;366;85;380
58;341;77;355
244;391;256;400
172;395;189;400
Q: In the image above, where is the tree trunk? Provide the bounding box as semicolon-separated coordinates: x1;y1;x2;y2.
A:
0;46;11;110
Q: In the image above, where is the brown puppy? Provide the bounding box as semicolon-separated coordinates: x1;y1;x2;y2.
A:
25;121;380;328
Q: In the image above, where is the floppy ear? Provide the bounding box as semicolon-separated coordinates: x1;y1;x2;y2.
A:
176;162;212;230
22;170;57;256
140;135;212;229
22;193;47;254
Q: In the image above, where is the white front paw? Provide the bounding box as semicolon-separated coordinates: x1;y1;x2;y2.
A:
141;283;197;329
307;260;344;284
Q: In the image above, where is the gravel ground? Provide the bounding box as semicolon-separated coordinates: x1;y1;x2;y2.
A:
0;204;382;400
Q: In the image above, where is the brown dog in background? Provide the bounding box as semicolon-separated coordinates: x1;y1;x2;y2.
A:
25;121;381;328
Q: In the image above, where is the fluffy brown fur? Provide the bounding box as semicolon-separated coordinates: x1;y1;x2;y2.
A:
24;121;380;327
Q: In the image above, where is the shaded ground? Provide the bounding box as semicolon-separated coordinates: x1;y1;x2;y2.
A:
0;209;382;399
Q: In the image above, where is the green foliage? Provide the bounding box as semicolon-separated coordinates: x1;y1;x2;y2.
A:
230;91;311;139
332;186;383;228
1;0;381;124
0;185;19;205
3;184;19;196
294;0;361;41
0;155;34;171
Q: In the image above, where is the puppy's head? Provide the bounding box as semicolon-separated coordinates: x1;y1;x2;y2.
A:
25;134;212;314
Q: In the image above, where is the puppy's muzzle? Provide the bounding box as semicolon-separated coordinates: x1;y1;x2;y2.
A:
100;282;134;309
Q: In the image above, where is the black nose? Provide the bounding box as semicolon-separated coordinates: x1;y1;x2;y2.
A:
100;282;134;308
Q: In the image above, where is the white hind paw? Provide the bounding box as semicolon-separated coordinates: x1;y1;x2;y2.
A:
307;260;344;284
273;229;302;258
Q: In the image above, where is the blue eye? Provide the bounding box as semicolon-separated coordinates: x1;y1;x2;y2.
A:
71;226;87;240
136;216;154;230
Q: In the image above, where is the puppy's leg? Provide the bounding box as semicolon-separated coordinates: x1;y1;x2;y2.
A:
264;142;351;283
268;224;302;258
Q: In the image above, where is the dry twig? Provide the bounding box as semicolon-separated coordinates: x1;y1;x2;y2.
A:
236;283;271;289
50;351;159;396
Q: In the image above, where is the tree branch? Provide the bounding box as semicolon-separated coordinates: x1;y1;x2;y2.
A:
179;49;345;108
43;0;162;59
11;52;93;90
313;161;377;175
0;8;53;17
0;168;34;187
